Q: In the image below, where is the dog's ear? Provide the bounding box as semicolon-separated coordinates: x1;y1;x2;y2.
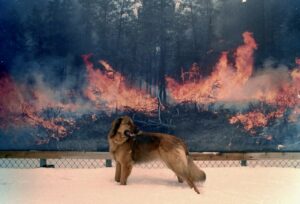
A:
108;117;123;138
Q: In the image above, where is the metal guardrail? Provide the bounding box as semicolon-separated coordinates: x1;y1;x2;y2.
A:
1;151;300;168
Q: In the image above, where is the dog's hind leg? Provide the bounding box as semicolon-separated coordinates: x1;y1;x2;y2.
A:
168;164;199;193
160;149;188;184
120;163;133;185
173;169;200;194
185;177;200;194
162;151;200;194
115;162;121;182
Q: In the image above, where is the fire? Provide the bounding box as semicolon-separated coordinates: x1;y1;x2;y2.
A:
292;57;300;98
1;32;299;142
30;88;80;113
229;66;299;133
229;83;299;133
292;58;300;94
234;32;257;84
166;32;299;133
0;74;25;128
229;111;268;133
0;74;74;140
83;54;158;113
296;57;300;66
166;32;258;104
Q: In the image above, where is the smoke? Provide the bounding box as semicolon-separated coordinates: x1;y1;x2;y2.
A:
186;62;294;113
9;55;97;114
225;63;290;102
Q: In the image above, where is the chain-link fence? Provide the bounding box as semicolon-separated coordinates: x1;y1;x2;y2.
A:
1;158;300;169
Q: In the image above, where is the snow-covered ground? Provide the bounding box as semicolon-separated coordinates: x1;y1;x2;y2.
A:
0;167;300;204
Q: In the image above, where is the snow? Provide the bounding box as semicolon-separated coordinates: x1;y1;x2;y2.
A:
0;167;300;204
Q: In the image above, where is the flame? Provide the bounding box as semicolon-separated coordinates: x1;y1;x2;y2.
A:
166;32;299;133
234;32;257;84
229;64;299;133
292;60;300;94
1;32;299;141
229;111;268;133
0;74;25;128
83;54;158;113
0;74;74;140
291;57;300;100
166;32;257;103
30;88;80;112
296;57;300;66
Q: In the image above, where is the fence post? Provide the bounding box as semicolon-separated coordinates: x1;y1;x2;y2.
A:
241;160;247;167
40;158;47;167
106;159;112;167
40;158;55;168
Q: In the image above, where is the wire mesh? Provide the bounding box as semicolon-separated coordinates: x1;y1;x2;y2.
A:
0;159;40;168
247;160;300;168
47;159;107;168
1;158;300;169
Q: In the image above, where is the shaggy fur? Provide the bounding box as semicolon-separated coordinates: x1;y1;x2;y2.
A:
108;116;206;194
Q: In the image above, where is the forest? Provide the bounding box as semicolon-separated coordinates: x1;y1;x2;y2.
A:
0;0;300;152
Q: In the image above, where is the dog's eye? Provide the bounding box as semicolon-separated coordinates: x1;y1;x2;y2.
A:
124;130;134;137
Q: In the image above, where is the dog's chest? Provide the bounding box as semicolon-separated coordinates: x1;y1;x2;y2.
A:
112;145;132;162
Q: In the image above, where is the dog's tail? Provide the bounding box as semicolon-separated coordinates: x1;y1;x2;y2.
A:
187;156;206;182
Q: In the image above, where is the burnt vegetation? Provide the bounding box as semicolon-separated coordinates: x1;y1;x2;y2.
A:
0;0;300;151
4;102;296;152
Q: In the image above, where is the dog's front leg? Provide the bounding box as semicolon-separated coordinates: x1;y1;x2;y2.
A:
177;176;184;183
120;163;133;185
115;162;121;182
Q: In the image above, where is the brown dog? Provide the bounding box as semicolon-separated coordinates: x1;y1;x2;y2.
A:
108;116;206;194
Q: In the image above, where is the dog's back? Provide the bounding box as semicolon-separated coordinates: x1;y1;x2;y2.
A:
129;133;160;162
129;132;193;179
129;132;186;163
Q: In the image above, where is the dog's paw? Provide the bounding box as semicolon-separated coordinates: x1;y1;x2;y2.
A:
120;181;127;185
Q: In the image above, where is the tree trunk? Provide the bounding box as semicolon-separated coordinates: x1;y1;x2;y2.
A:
158;0;167;103
189;0;198;62
116;0;125;69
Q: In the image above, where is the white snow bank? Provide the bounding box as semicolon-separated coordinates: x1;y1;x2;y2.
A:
0;167;300;204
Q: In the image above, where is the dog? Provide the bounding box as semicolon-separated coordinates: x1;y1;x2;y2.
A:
107;116;206;194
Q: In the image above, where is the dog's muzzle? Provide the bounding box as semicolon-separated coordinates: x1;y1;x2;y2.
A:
124;128;142;138
124;130;136;138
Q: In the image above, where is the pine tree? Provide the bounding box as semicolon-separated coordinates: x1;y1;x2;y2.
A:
25;5;46;58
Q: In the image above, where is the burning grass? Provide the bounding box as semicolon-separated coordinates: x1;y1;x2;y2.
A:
0;74;75;143
166;32;300;134
0;32;299;149
83;54;158;113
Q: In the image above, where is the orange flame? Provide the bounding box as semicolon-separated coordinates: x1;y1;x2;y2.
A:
1;32;299;139
234;32;257;84
0;74;25;128
229;68;299;133
166;32;299;133
296;57;300;66
83;54;158;113
229;84;299;133
229;111;268;133
166;32;257;104
292;59;300;94
0;74;74;139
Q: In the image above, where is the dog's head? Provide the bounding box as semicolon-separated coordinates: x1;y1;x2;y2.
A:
108;116;140;145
